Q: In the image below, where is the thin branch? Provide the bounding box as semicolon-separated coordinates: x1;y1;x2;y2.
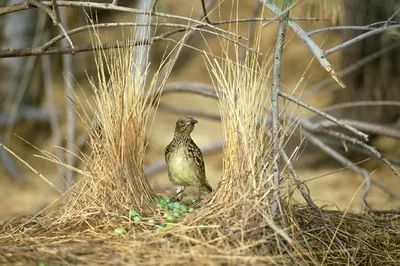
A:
155;0;215;89
0;108;50;127
27;0;74;49
260;0;346;88
281;149;317;209
312;126;400;177
301;130;372;210
303;41;400;98
269;0;291;217
0;136;24;181
307;21;400;36
2;1;244;40
60;6;75;192
314;119;400;140
0;22;260;58
322;100;400;113
159;103;220;121
163;82;217;98
324;24;400;57
4;11;47;146
279;91;369;141
200;0;213;25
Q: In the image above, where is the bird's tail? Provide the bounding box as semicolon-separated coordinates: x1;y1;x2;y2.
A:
203;183;212;193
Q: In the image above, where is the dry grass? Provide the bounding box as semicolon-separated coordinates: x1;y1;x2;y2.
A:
1;21;400;266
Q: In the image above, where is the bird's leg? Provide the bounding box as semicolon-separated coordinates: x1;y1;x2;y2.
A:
198;187;202;200
173;186;185;201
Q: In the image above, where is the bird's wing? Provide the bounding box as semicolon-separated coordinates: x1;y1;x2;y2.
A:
164;142;172;161
188;140;205;174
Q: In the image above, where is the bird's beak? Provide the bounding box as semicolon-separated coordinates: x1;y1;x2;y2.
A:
188;119;198;125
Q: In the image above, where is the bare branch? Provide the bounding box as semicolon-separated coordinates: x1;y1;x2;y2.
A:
163;82;217;98
315;119;400;141
281;149;317;209
260;0;346;88
302;119;400;177
304;42;400;98
301;130;372;210
324;24;400;57
279;91;369;141
200;0;213;25
27;0;74;49
269;0;291;216
159;103;220;121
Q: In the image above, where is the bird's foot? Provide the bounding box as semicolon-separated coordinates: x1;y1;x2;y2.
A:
172;186;185;201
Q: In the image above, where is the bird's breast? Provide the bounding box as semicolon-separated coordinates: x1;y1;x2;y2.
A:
167;147;201;186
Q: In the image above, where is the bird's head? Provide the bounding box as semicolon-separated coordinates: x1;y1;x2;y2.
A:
174;116;198;136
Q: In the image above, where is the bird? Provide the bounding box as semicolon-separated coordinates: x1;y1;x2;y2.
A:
165;116;212;200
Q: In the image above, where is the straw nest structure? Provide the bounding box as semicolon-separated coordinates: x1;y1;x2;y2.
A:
1;33;400;266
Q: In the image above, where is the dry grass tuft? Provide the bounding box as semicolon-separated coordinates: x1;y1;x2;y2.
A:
67;29;179;215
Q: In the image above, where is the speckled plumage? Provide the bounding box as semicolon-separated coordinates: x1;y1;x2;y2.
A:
165;116;212;198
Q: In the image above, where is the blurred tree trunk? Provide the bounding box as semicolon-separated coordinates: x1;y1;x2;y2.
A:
332;0;400;124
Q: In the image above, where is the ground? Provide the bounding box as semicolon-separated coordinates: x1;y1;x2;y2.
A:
1;0;400;224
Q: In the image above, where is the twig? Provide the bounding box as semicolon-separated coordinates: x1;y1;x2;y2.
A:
269;0;291;217
321;138;400;167
38;48;65;208
324;24;400;57
4;11;47;147
27;0;74;49
240;1;261;62
322;100;400;113
303;42;400;99
314;119;400;140
155;0;215;89
0;22;260;58
163;82;217;98
0;108;50;127
0;142;63;194
279;91;369;141
200;0;213;25
159;103;220;121
0;136;24;181
133;0;152;87
312;126;400;177
281;149;317;209
301;130;372;210
307;21;400;36
260;0;346;88
60;6;75;192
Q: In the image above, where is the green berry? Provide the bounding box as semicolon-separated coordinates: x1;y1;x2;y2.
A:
172;202;181;209
155;226;164;233
188;207;194;212
173;211;181;217
129;210;139;217
166;215;175;222
191;198;198;203
179;205;188;212
114;227;126;235
133;216;141;223
148;218;155;224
